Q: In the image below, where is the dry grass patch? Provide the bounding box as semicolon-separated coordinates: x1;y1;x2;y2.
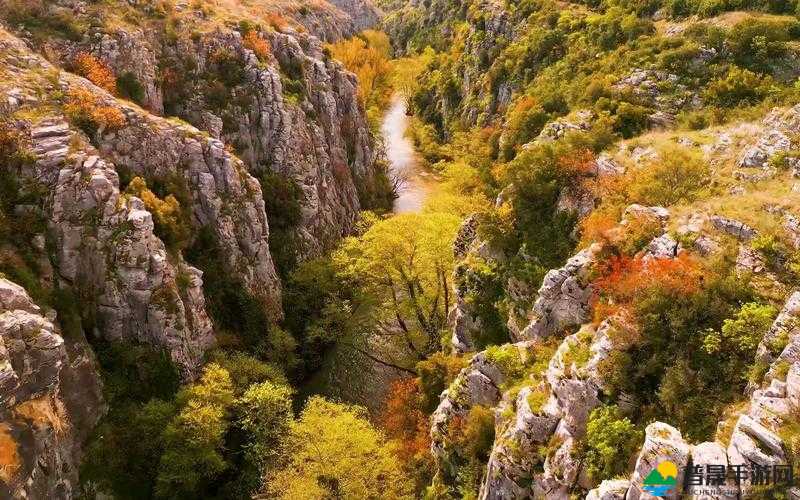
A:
13;396;68;435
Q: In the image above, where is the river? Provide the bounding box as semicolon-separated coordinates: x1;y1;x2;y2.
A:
381;94;434;213
300;95;435;415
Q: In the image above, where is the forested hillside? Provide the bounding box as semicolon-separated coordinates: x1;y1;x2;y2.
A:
2;0;800;498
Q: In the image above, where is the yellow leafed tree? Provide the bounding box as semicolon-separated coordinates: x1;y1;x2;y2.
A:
267;396;413;499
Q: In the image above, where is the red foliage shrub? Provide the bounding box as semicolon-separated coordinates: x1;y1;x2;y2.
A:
243;31;271;61
594;253;706;305
558;148;596;177
381;378;430;462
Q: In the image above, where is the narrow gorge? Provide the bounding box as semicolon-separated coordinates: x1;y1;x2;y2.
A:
3;0;800;499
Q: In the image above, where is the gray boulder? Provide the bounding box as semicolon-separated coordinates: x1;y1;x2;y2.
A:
625;423;690;500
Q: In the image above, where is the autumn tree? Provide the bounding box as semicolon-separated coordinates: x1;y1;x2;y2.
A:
265;396;413;499
333;212;462;372
326;30;393;117
392;47;436;107
381;378;435;491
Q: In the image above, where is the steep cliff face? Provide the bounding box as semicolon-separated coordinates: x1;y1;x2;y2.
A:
384;0;514;130
88;27;381;257
0;27;283;374
3;0;387;262
0;278;103;499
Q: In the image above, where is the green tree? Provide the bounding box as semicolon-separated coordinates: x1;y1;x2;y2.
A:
334;212;462;372
237;381;294;492
266;396;413;499
704;302;777;355
155;364;235;498
627;146;710;206
582;405;642;483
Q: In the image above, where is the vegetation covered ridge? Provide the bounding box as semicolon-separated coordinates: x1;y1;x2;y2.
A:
4;0;800;498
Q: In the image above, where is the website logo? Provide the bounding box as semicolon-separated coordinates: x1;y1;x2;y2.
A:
642;461;678;497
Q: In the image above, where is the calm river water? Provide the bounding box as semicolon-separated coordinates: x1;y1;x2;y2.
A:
381;94;434;213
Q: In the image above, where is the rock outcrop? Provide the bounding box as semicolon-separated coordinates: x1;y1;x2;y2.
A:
624;423;691;500
430;346;509;473
518;244;600;341
737;105;800;169
0;278;103;500
480;317;635;499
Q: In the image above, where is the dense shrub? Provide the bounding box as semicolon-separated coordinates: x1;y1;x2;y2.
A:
454;256;510;349
83;352;295;499
595;256;755;440
73;52;117;93
185;226;279;355
1;0;86;41
63;87;126;136
243;30;272;62
727;19;790;72
81;341;181;498
116;71;146;104
125;176;190;252
444;404;496;496
585;7;653;50
500;96;550;159
705;66;773;107
626;146;710;205
281;257;352;378
580;405;642;484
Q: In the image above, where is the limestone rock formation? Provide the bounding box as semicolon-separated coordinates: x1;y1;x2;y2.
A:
737;105;800;169
0;28;278;374
430;347;508;470
7;3;385;261
586;480;631;500
0;278;103;500
518;244;600;341
624;423;690;500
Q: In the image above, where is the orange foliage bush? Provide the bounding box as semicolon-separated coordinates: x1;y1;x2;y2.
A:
243;30;271;61
0;424;19;483
74;52;117;94
594;254;706;306
381;379;430;461
64;88;126;132
557;148;596;177
381;378;434;489
263;12;288;31
579;210;619;247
